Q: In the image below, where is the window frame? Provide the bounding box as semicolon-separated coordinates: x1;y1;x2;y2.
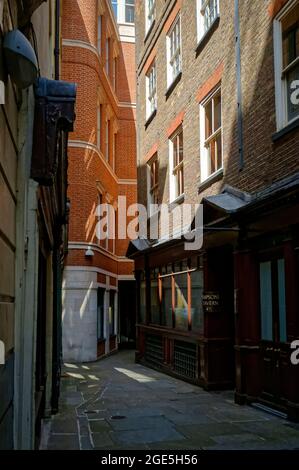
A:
199;86;223;183
147;154;159;215
145;0;156;34
273;0;299;131
146;61;157;119
169;127;184;202
166;14;182;88
197;0;220;43
111;0;118;21
125;0;135;24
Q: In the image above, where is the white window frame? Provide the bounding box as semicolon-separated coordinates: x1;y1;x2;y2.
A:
273;0;299;131
125;0;135;24
169;128;184;203
147;155;159;216
166;15;182;88
197;0;219;43
146;61;157;119
199;86;223;183
111;0;118;21
145;0;156;34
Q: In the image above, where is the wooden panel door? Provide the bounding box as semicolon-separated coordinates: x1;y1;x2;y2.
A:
259;257;287;406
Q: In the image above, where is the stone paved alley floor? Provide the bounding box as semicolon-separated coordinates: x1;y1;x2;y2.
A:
42;351;299;450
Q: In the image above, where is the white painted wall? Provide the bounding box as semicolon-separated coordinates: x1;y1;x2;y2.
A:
62;269;98;362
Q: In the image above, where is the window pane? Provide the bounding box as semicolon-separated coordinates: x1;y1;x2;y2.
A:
278;259;287;343
214;92;221;130
260;262;273;341
151;279;160;324
161;276;172;328
125;0;135;23
282;3;299;68
287;63;299;122
111;0;118;19
174;273;188;330
109;291;115;336
97;288;105;339
179;131;183;163
140;280;146;324
205;100;212;138
191;270;204;333
216;132;222;170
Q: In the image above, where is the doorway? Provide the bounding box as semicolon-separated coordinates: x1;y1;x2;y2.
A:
259;255;288;407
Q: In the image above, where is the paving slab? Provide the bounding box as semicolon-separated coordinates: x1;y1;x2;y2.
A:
43;350;299;450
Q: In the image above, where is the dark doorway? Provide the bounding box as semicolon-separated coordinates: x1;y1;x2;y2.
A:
118;281;136;349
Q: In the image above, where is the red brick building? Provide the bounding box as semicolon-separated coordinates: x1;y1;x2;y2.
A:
131;0;299;420
61;0;137;362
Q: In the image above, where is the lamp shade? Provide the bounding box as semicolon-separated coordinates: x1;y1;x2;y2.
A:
3;29;38;89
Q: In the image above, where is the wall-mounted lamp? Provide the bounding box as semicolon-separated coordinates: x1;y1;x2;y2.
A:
3;29;38;89
85;248;94;258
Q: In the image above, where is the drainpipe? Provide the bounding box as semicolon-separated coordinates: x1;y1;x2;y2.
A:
54;0;60;80
234;0;244;170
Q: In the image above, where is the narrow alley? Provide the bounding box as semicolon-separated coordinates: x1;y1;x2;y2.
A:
42;351;299;451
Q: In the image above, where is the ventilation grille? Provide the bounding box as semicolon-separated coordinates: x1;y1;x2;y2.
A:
173;340;197;379
145;334;163;367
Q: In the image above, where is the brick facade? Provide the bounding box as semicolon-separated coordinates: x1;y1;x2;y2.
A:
136;0;299;216
133;0;299;419
61;0;137;362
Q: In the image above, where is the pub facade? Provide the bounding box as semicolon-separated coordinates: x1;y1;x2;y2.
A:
132;0;299;420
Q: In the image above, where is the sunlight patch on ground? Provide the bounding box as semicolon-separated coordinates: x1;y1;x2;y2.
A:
88;375;100;381
64;363;79;369
114;367;156;383
66;372;85;380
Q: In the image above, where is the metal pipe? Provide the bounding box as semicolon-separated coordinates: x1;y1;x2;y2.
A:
234;0;244;170
54;0;60;80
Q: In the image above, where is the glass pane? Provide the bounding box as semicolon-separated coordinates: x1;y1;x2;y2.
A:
173;136;178;167
161;276;172;328
109;291;115;336
209;139;216;174
216;132;222;170
287;63;299;122
278;259;287;343
140;280;146;324
111;0;118;19
205;100;212;138
97;288;105;339
174;273;188;330
125;0;135;23
214;92;221;130
282;3;299;68
260;262;273;341
191;270;204;333
179;131;183;163
151;280;160;324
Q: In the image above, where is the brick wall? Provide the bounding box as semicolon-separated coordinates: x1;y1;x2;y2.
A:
135;0;299;236
62;0;137;277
